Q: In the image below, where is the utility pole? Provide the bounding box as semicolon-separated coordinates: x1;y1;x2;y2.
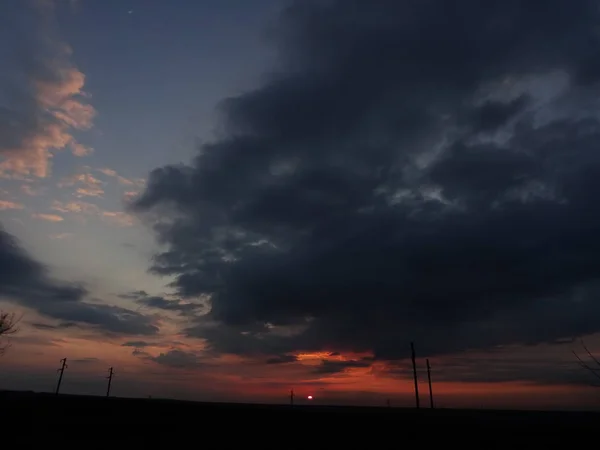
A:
410;342;420;409
106;367;114;397
290;388;294;406
55;358;67;395
426;358;434;409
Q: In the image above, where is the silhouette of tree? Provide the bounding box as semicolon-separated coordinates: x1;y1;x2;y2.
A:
572;340;600;384
0;311;19;356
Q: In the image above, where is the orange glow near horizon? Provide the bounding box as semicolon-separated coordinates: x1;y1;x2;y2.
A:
296;352;333;361
3;323;600;411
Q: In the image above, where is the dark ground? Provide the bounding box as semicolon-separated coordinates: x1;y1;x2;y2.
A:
2;390;597;446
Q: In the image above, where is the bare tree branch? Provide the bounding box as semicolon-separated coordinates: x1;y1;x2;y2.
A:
580;339;600;367
573;339;600;383
0;311;20;356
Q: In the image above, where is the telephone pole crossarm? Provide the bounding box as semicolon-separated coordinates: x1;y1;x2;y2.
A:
55;358;68;395
106;367;114;397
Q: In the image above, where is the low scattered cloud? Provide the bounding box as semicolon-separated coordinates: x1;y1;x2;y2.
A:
132;348;150;357
122;340;152;348
0;225;158;336
32;213;63;222
20;184;43;196
70;142;93;157
97;168;117;177
96;168;135;186
76;186;103;199
312;359;372;375
58;173;104;197
265;354;298;364
119;290;202;316
0;201;24;210
100;211;134;227
51;200;134;227
149;349;204;369
29;321;78;331
0;0;95;178
123;191;141;203
52;200;99;214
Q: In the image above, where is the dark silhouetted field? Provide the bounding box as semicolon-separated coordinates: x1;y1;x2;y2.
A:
3;390;597;446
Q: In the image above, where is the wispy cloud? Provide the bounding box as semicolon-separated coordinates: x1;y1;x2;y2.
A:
20;184;43;196
97;168;117;177
70;141;93;157
0;226;158;336
0;0;96;178
101;211;135;227
58;173;104;197
49;232;72;240
52;199;99;214
51;200;134;227
0;200;24;210
32;213;64;222
123;190;141;203
122;341;153;348
119;290;202;316
96;167;141;187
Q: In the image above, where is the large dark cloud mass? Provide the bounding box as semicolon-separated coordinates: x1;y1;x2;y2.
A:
119;290;202;317
133;0;600;360
0;227;157;335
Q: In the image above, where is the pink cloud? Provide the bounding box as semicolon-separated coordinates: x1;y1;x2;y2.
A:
59;173;104;197
51;200;99;214
20;184;42;196
51;200;134;227
71;142;94;157
96;167;136;186
123;191;141;202
97;168;118;177
117;176;134;186
0;200;24;210
101;211;135;227
0;1;96;179
32;213;64;222
74;187;103;197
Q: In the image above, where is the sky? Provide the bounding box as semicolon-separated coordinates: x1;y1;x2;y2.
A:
1;0;600;411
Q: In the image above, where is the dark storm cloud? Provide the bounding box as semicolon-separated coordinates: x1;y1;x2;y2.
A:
119;290;202;316
265;354;298;364
313;359;372;375
132;0;600;363
150;350;204;369
29;321;78;330
383;351;598;387
0;227;158;335
121;340;152;348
